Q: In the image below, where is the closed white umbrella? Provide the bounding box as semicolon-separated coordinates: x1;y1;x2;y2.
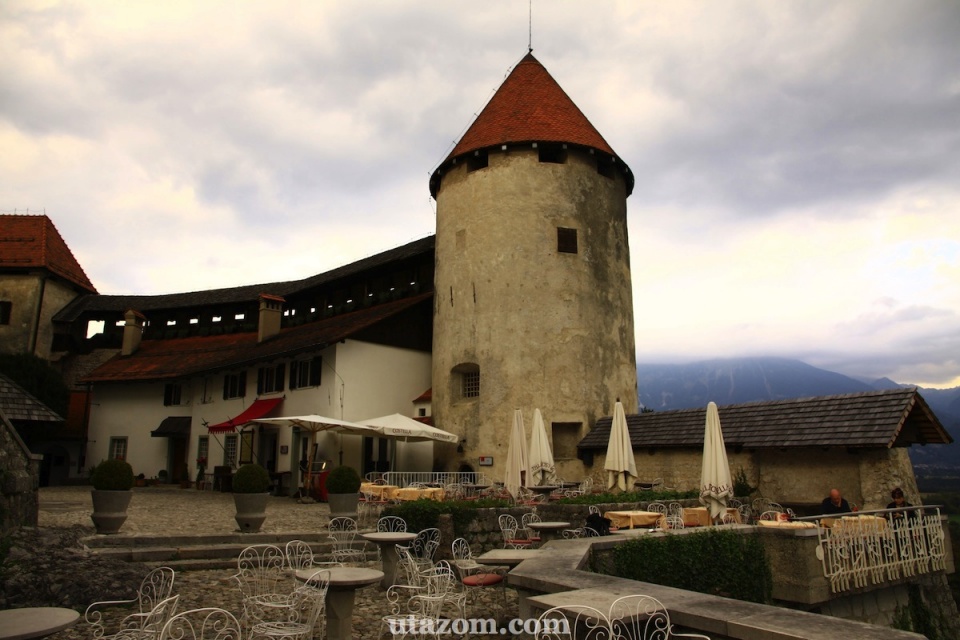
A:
700;401;734;521
358;413;459;443
504;409;529;499
528;408;557;486
604;400;637;491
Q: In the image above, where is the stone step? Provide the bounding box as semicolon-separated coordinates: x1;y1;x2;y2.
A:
83;531;334;549
85;534;380;569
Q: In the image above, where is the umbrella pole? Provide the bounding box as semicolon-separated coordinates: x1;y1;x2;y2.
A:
304;432;316;498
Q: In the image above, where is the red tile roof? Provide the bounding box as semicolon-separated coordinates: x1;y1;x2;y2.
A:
412;388;432;403
0;215;97;293
82;293;433;383
430;53;632;196
448;53;617;160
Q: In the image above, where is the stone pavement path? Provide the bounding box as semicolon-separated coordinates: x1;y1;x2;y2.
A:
38;486;521;639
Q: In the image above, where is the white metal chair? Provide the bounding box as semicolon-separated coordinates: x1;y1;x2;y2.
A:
249;569;330;640
647;502;667;516
328;516;368;563
449;538;507;616
159;607;241;640
522;511;543;543
635;477;663;491
668;502;684;518
85;567;177;640
89;594;180;640
534;594;709;640
499;514;533;549
410;527;441;569
382;562;461;638
232;544;288;630
377;515;408;532
665;515;684;530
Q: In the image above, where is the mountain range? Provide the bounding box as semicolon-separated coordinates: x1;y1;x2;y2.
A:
636;357;960;473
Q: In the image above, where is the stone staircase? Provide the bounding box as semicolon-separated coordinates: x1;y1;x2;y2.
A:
82;531;379;571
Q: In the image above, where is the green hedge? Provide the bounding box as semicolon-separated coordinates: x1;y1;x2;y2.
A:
608;529;772;603
382;498;510;536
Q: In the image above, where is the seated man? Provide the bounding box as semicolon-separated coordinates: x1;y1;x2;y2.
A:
821;489;851;515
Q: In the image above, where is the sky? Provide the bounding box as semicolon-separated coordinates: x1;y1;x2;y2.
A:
2;1;959;388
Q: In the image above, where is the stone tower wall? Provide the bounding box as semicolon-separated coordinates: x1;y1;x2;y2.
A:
432;146;637;480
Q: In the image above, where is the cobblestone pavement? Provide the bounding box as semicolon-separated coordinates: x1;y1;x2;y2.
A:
39;486;521;639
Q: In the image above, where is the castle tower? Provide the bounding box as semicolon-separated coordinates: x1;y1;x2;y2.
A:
429;53;638;480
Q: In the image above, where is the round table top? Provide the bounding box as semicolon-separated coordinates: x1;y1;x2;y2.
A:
360;531;417;543
529;485;559;493
0;607;80;640
527;521;571;530
295;566;384;588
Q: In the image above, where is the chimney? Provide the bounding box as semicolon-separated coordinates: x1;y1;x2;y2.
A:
121;309;146;356
258;294;285;343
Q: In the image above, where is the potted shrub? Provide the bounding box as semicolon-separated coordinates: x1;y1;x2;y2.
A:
232;463;271;533
325;465;361;519
90;458;135;534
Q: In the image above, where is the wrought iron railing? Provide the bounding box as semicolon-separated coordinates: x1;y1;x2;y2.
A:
806;506;946;593
377;471;494;487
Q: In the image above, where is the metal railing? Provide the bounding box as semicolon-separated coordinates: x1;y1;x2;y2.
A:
806;506;947;593
376;471;494;487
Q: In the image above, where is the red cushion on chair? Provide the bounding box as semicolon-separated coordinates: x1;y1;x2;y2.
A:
462;573;504;587
507;539;532;546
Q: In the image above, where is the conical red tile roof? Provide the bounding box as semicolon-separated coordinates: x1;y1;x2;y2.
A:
431;53;632;196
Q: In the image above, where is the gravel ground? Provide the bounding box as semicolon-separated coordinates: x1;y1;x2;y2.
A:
29;486;521;639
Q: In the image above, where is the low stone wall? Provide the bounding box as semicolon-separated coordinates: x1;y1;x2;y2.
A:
0;412;41;534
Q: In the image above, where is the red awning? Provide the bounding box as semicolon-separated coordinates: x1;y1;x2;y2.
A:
207;398;283;434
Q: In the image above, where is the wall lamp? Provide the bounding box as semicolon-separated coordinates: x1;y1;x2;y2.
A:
457;439;466;454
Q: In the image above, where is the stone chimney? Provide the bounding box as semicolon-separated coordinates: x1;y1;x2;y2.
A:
121;309;146;356
258;294;285;343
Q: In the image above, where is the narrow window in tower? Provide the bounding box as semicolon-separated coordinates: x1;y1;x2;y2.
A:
467;150;488;172
0;300;11;325
557;227;578;254
539;145;567;164
462;371;480;398
597;158;615;179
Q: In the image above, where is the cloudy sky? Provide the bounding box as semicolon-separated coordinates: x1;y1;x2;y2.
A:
3;1;959;387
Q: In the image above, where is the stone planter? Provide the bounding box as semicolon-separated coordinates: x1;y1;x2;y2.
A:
233;493;269;533
90;489;133;534
327;492;359;519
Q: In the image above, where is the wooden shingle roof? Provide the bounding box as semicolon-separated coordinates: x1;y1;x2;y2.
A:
82;293;432;383
54;235;434;321
0;373;64;424
578;388;952;451
0;214;97;293
430;53;633;196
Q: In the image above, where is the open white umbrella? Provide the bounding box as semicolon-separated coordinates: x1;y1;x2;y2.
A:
256;415;381;491
358;413;459;443
504;409;529;499
604;399;638;491
700;401;734;521
528;408;557;486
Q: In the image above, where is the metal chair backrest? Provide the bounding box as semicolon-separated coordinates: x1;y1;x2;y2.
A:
159;606;241;640
665;515;684;530
668;502;684;518
284;540;314;571
609;594;709;640
587;505;600;516
378;516;407;532
451;537;474;566
648;502;667;515
412;527;441;561
234;544;286;599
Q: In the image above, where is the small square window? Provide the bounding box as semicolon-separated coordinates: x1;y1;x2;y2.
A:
557;227;578;254
109;437;128;461
163;383;183;406
0;301;11;325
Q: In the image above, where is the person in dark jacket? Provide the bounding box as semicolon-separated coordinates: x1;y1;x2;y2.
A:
821;488;851;515
886;487;916;523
